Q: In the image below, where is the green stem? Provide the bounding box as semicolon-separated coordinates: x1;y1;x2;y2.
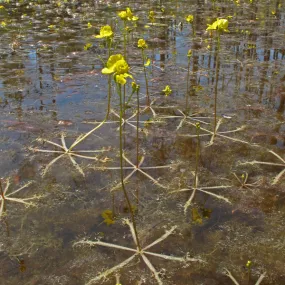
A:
213;33;220;136
136;87;140;205
248;267;251;285
123;21;127;58
106;38;112;119
117;83;141;251
141;49;150;106
186;56;191;114
136;88;140;167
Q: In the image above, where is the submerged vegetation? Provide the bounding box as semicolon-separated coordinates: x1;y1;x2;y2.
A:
0;0;284;284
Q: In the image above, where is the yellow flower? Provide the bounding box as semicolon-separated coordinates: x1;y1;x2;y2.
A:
95;25;113;38
84;43;92;50
101;209;115;226
102;54;124;74
114;59;129;75
144;58;151;67
187;49;192;57
246;260;252;268
115;74;127;85
118;11;127;20
118;7;138;21
102;54;133;85
149;10;155;22
0;21;6;28
132;81;140;92
162;85;172;96
206;18;229;32
186;15;194;23
137;39;148;49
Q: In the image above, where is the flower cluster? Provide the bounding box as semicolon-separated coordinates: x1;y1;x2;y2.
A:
102;54;132;85
162;85;172;96
118;7;138;21
137;39;148;49
186;14;194;23
206;18;229;32
95;25;113;38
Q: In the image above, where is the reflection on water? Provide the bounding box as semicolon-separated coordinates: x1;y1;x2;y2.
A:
0;0;284;284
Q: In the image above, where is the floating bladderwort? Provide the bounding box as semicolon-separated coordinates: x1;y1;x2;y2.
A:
30;135;109;177
0;178;41;220
75;219;203;285
102;53;141;250
75;54;202;284
171;123;231;214
239;149;285;185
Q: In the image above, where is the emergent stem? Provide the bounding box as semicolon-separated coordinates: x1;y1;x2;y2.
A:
141;49;150;106
186;56;191;114
194;125;200;189
117;83;141;251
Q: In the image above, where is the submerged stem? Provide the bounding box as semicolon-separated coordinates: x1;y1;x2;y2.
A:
0;180;4;200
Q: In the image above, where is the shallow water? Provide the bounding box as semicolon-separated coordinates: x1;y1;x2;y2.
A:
0;0;284;284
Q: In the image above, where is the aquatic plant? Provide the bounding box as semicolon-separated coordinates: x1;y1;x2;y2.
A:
75;219;203;284
0;179;40;220
159;109;211;130
84;108;158;131
232;172;262;189
92;152;174;191
224;268;266;285
181;118;250;147
240;149;285;185
31;134;109;177
171;172;231;215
